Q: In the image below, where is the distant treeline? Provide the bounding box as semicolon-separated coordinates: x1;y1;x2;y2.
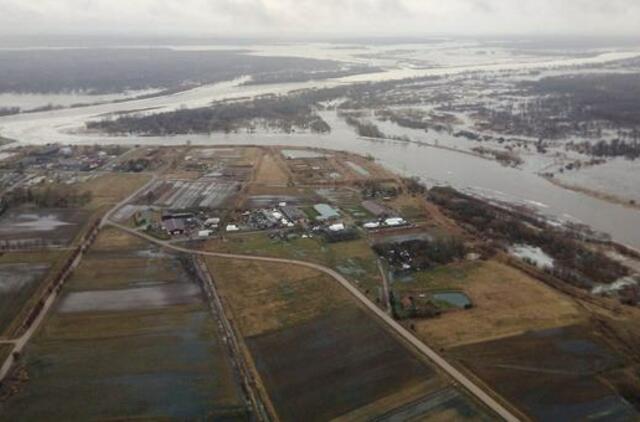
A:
343;116;385;138
568;138;640;160
0;107;20;116
87;89;351;135
523;73;640;129
429;186;628;287
243;65;380;85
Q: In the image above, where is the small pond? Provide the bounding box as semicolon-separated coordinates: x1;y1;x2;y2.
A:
432;291;472;309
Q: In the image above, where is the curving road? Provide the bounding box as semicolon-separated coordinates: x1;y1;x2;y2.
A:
106;220;521;422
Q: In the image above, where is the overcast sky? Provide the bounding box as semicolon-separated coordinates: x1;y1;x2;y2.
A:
2;0;640;39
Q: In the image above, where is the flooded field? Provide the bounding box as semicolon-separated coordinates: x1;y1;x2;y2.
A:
0;230;248;420
451;325;639;421
0;263;49;334
58;283;202;313
0;208;88;248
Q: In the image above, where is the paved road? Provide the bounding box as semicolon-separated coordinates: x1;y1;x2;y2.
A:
107;221;520;422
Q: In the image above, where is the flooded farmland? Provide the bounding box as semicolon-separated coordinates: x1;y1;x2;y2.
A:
58;283;202;313
0;208;88;248
0;229;248;420
0;263;49;334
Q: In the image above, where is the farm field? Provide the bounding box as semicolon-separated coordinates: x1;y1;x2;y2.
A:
406;259;585;348
254;149;290;185
205;232;384;302
206;257;492;421
78;172;151;211
0;229;248;420
449;325;640;421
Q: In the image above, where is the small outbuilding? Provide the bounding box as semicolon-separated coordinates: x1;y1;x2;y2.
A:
313;203;340;221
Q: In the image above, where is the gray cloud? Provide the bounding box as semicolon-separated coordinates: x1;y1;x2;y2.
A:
0;0;639;38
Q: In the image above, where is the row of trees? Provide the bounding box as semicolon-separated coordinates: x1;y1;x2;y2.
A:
374;236;466;272
429;187;628;287
568;139;640;160
1;186;92;212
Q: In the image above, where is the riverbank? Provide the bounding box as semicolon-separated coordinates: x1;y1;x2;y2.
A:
544;176;640;212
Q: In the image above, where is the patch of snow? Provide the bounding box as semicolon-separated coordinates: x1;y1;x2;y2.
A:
509;244;554;269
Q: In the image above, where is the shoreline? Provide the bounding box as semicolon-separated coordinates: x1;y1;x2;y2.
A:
543;175;640;212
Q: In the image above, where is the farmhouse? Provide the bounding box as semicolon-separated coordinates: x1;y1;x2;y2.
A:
163;218;186;236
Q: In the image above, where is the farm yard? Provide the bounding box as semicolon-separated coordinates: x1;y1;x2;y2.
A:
0;229;248;420
206;257;492;421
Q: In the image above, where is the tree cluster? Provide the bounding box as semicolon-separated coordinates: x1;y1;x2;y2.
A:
374;236;466;272
87;93;335;135
0;185;92;212
429;187;628;286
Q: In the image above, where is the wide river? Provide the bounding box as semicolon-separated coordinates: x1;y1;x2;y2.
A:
1;48;640;248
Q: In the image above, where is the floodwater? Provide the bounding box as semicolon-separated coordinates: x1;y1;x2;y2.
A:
0;263;49;293
432;292;472;309
2;44;640;247
58;283;202;313
0;89;161;111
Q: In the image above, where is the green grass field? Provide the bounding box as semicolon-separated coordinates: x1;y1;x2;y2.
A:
393;261;481;293
206;232;383;301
